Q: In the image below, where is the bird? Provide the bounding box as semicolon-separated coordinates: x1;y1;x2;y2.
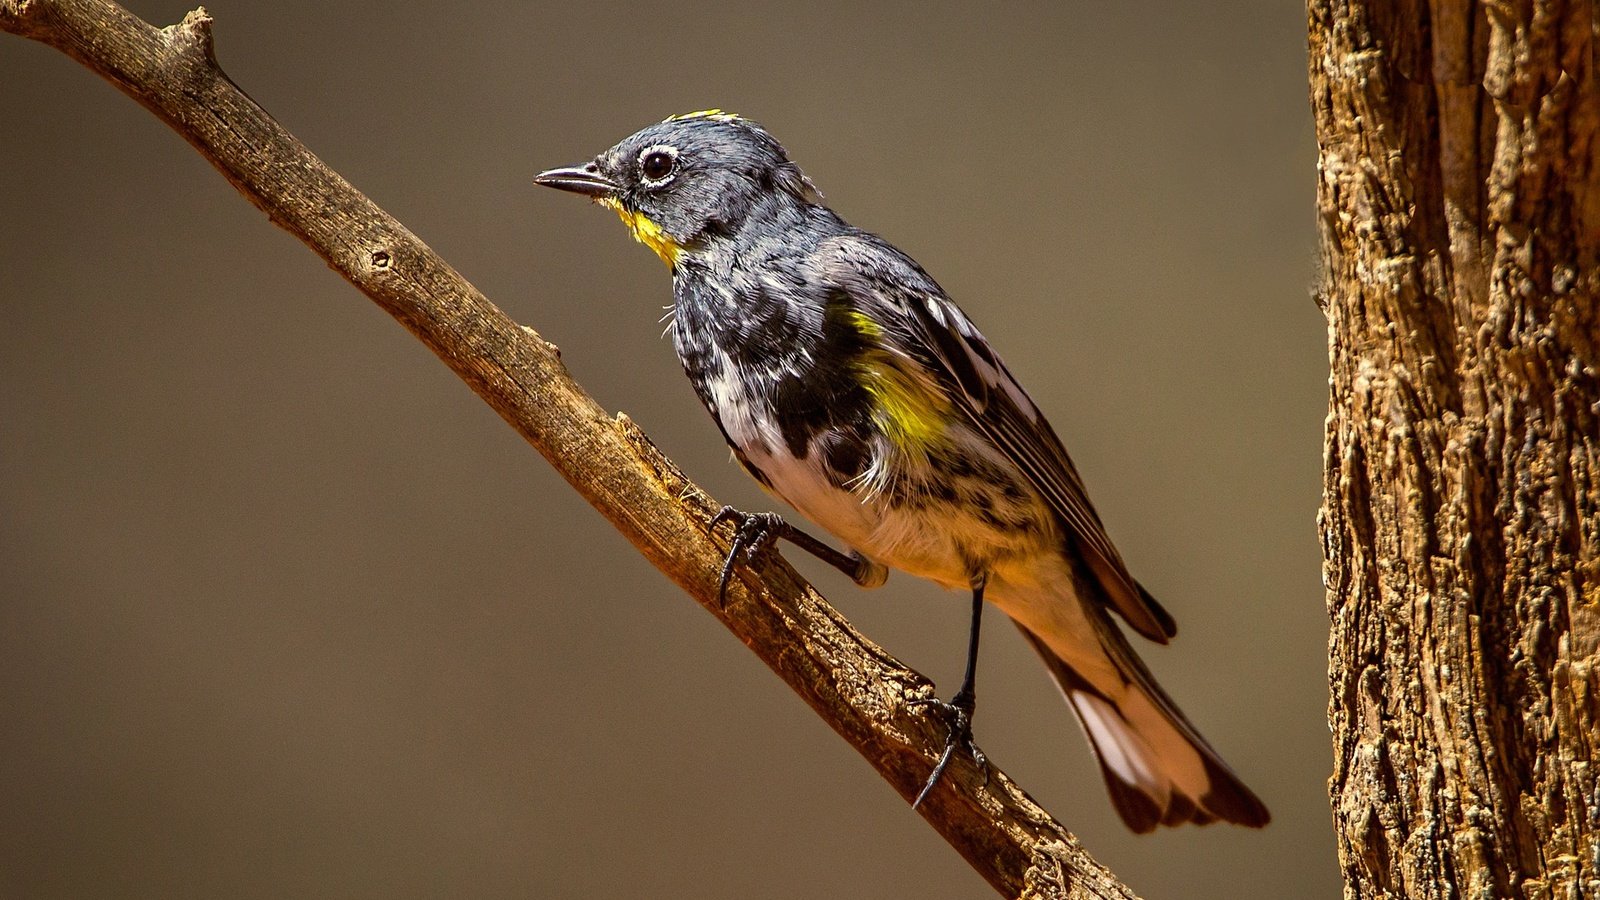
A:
534;110;1269;832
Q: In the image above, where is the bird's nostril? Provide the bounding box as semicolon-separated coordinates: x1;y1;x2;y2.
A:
584;162;599;173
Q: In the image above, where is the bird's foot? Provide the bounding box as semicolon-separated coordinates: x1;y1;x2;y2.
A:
709;507;888;603
848;552;889;589
907;689;987;808
709;506;786;608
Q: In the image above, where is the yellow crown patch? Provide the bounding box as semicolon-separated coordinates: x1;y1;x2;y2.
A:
666;109;740;123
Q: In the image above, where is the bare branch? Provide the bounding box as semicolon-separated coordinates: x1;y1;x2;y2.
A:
0;1;1138;896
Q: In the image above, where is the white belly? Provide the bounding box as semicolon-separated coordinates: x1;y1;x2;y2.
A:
699;343;1054;588
735;418;1055;591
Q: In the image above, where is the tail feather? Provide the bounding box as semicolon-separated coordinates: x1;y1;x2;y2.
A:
1014;621;1270;833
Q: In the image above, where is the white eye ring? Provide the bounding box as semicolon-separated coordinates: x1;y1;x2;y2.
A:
638;145;678;183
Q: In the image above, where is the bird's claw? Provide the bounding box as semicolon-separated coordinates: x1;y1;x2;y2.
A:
908;690;987;808
849;552;890;589
710;506;785;608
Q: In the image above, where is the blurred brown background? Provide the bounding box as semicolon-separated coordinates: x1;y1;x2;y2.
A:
0;2;1330;897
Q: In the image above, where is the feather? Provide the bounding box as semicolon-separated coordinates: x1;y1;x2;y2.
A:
847;243;1179;643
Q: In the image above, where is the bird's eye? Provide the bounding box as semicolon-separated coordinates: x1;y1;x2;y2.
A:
640;149;676;181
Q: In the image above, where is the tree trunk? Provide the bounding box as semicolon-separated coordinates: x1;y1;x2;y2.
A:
1311;1;1600;897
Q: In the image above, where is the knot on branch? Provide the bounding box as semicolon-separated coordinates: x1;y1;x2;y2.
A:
0;0;46;36
160;7;215;66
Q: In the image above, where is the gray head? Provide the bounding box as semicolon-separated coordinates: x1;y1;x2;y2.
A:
534;111;821;265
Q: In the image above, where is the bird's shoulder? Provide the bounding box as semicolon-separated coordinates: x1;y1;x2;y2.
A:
785;222;1035;414
795;221;944;305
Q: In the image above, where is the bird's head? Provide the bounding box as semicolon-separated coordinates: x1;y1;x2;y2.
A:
534;110;821;267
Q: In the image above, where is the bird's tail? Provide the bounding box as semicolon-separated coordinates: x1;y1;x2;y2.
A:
1012;612;1270;832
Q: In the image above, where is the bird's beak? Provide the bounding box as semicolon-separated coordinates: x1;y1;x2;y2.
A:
533;163;618;198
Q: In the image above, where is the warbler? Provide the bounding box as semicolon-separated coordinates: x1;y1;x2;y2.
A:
535;111;1269;832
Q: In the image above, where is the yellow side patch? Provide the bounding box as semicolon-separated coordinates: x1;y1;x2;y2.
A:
600;198;679;267
846;311;951;453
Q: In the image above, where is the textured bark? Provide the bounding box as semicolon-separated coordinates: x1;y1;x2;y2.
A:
1311;0;1600;897
0;1;1140;896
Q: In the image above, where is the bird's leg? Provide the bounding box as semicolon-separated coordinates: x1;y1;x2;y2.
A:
709;506;887;608
909;574;989;809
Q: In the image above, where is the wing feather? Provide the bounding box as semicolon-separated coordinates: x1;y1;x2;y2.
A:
812;233;1175;642
889;270;1175;642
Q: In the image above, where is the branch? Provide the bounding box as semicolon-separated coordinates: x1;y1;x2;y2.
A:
0;1;1138;896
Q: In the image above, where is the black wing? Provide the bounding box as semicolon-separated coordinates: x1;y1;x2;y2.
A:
830;237;1177;643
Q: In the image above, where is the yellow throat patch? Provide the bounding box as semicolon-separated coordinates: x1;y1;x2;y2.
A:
600;198;680;267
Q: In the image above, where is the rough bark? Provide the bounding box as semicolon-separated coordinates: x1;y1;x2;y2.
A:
1311;0;1600;897
0;1;1140;896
